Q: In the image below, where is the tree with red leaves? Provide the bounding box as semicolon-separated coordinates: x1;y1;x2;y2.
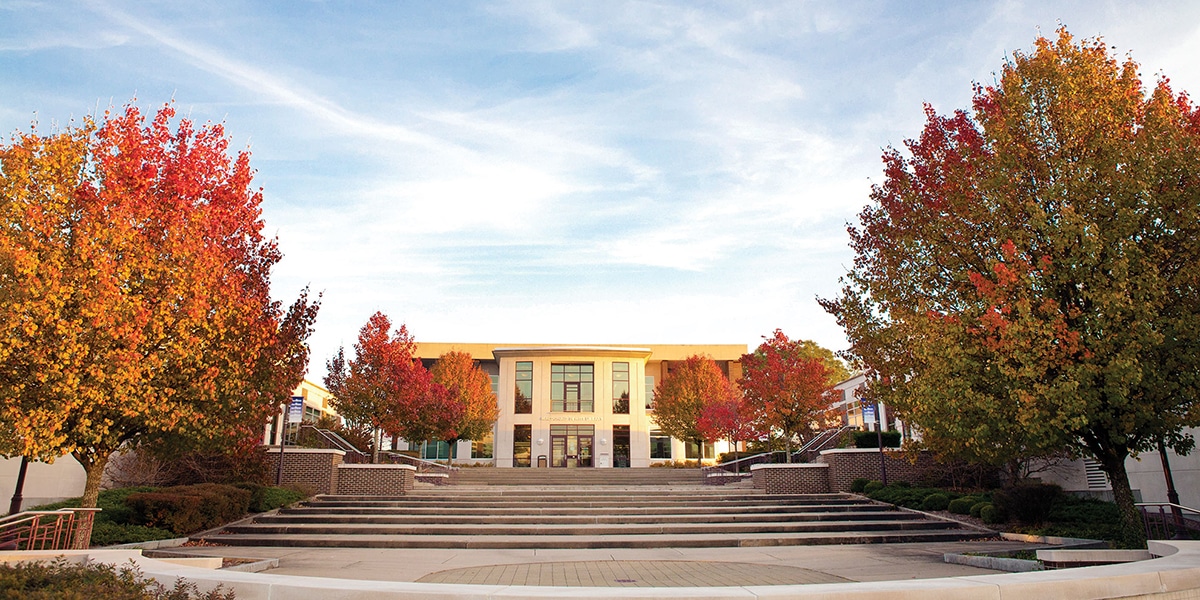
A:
0;103;319;520
739;330;840;462
652;355;739;461
821;29;1200;547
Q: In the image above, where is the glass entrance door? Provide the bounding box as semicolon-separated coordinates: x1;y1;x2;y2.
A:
550;424;595;467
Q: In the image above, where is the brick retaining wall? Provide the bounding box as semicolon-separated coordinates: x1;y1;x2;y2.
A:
336;464;416;495
817;448;939;492
263;447;343;495
750;464;830;494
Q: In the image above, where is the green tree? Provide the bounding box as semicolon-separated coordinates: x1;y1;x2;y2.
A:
652;355;739;461
821;29;1200;547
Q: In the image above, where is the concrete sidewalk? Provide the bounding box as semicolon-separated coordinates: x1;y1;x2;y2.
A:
164;539;1036;587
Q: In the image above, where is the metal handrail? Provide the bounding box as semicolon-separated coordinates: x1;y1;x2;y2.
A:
1137;502;1200;540
0;508;101;551
385;452;459;473
791;425;855;461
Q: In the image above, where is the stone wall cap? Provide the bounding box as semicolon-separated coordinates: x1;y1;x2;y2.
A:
818;448;901;455
337;464;417;470
261;446;346;456
750;463;830;470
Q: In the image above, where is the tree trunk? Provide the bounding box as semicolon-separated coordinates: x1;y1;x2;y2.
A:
1096;449;1147;549
784;430;793;463
71;449;112;549
371;427;380;464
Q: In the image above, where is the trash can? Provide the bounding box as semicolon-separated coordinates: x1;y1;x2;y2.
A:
537;455;548;468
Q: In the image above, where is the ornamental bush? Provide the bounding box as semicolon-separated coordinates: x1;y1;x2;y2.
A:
853;431;902;448
126;483;251;535
850;478;872;493
947;497;978;515
920;493;950;511
0;559;235;599
862;480;885;494
993;482;1061;525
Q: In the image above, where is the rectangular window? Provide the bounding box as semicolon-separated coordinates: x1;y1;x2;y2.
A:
551;364;594;412
472;430;494;459
422;441;452;460
513;424;532;467
685;440;714;460
612;362;630;414
645;376;655;410
515;361;533;414
650;429;671;459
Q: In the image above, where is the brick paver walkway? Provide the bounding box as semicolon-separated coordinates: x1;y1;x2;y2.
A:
415;560;851;587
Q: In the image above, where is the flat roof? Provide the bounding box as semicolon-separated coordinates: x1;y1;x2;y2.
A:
414;342;747;361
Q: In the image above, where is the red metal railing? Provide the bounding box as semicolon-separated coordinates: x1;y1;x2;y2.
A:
0;508;101;551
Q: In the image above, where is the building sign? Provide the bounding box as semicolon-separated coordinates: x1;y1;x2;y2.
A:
861;403;875;422
288;396;304;421
538;415;603;422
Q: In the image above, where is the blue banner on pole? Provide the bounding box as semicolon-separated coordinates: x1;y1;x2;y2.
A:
861;403;875;421
288;396;304;420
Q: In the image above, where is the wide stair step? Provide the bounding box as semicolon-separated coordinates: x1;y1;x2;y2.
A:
198;471;987;549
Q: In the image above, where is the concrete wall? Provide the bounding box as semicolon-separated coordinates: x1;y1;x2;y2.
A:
0;455;86;513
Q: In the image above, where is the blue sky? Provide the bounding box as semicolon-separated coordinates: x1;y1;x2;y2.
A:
3;1;1199;379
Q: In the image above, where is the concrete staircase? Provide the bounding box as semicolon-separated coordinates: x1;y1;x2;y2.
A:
201;469;987;549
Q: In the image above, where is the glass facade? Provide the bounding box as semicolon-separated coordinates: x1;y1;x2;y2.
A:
515;361;533;414
551;363;594;412
649;429;671;459
513;424;532;467
612;362;629;414
645;376;655;410
472;430;494;459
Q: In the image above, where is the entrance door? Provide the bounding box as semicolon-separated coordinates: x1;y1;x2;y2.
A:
550;424;595;467
612;425;630;468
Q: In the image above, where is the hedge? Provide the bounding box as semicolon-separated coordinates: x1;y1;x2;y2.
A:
126;483;251;535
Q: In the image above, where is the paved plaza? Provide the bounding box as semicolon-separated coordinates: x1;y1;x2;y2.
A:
165;539;1032;587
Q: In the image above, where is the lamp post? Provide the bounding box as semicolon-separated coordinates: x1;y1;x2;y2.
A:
875;400;888;486
7;456;29;515
1157;438;1185;538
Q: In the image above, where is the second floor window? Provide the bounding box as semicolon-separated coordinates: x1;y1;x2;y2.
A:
515;361;533;413
551;363;593;412
613;362;630;414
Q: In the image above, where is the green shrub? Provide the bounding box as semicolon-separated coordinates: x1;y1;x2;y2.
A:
920;493;950;511
993;483;1061;524
718;451;756;464
948;497;977;515
126;483;251;535
970;501;989;518
0;559;235;599
980;503;1006;524
248;486;305;512
850;478;872;493
862;480;885;494
90;521;177;546
853;431;902;448
866;483;954;509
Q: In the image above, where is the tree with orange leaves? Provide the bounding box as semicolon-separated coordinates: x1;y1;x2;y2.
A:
0;103;319;523
430;351;497;464
652;355;739;461
738;330;840;462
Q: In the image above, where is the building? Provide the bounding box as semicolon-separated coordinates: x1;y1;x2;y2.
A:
262;379;339;446
412;343;747;468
